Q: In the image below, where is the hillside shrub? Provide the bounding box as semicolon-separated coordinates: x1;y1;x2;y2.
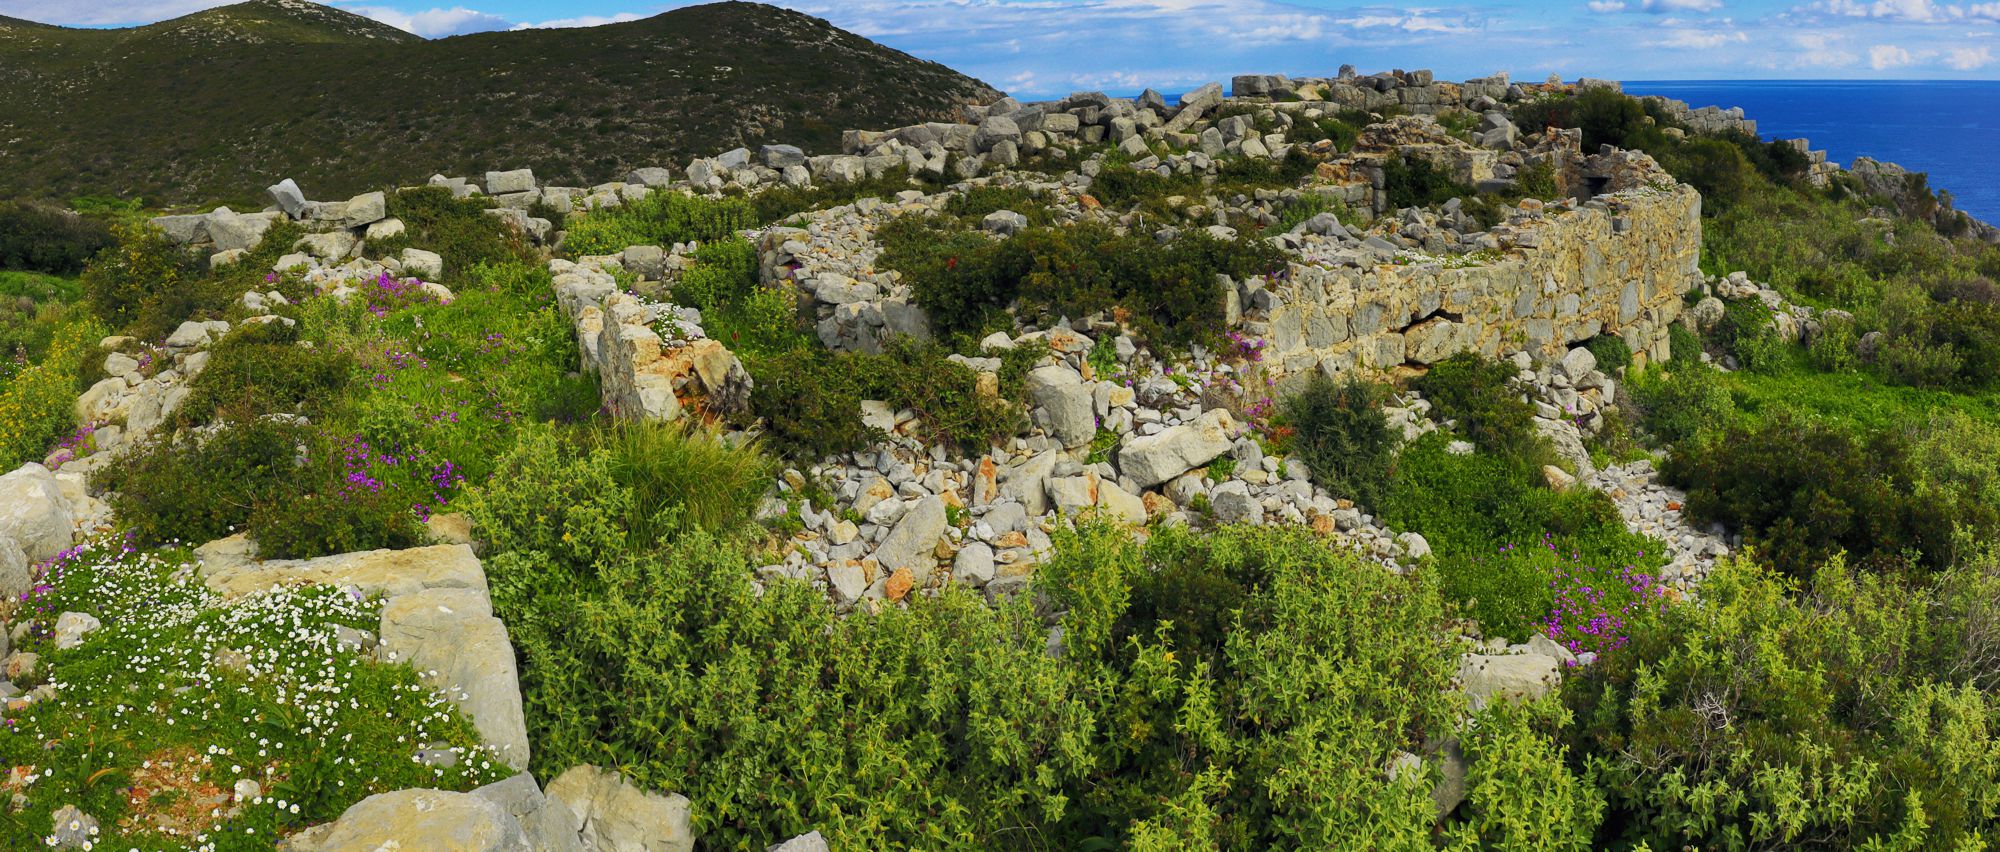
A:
672;237;806;356
1280;374;1394;509
745;337;1022;460
1626;362;1736;445
1382;153;1472;210
373;186;537;277
1411;353;1546;465
1383;432;1662;639
1566;554;2000;848
592;421;773;542
744;167;943;225
562;190;755;256
0;316;104;468
1581;333;1631;373
1663;412;1965;576
0;201;115;275
95;418;309;547
879;217;1285;349
80;222;203;340
177;319;354;426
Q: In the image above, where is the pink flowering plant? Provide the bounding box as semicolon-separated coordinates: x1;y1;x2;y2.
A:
1529;534;1675;662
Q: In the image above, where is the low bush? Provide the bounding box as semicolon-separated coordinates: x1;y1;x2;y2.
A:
1626;361;1736;445
743;167;943;225
1280;374;1395;509
372;186;537;278
80;222;204;340
95;418;309;547
1382;432;1663;640
943;184;1050;225
1411;353;1547;465
177;320;354;426
1567;554;2000;848
745;336;1022;460
878;217;1286;349
592;420;774;542
672;238;806;357
1383;153;1473;210
1663;412;1970;577
0;316;104;468
562;189;755;256
247;455;424;559
0;201;115;275
1580;333;1631;373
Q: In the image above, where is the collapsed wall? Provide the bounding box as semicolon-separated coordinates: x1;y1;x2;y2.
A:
1254;183;1700;379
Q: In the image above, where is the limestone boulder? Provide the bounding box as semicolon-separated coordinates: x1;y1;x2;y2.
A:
0;463;73;562
296;788;530;852
546;765;695;852
380;587;531;770
1117;409;1236;488
1458;652;1561;706
1026;364;1094;448
873;495;946;580
202;542;486;599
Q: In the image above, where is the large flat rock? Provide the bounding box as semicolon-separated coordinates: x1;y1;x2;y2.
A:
201;542;487;599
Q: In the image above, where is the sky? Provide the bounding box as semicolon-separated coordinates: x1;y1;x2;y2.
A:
3;0;1996;98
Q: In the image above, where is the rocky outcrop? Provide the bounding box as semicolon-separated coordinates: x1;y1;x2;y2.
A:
549;258;753;423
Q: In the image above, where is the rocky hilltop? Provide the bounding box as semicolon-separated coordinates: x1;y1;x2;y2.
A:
5;59;1999;850
0;0;1000;206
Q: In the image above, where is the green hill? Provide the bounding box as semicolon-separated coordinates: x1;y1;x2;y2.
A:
0;0;1001;207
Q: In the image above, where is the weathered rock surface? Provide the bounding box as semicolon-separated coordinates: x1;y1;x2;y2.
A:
546;765;695;852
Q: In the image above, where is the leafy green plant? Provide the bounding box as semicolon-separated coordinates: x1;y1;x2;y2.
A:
1383;153;1473;210
0;201;115;276
1281;374;1395;509
1566;554;2000;849
1412;353;1548;466
373;186;537;279
177;319;354;426
592;420;774;541
0;315;104;468
562;190;755;256
95;418;309;547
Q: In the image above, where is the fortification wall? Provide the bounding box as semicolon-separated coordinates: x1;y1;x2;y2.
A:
1253;182;1700;380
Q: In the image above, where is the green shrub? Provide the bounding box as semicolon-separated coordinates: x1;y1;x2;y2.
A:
1627;362;1737;445
177;319;354;425
0;316;104;468
1513;159;1562;202
879;217;1285;349
248;471;423;559
1382;432;1662;639
944;184;1050;224
671;237;806;357
743;168;941;225
373;186;536;278
1663;412;1967;577
95;418;309;547
0;201;115;275
1713;298;1788;373
80;222;202;339
1273;193;1352;234
562;190;755;256
1581;333;1631;373
1412;353;1546;465
1383;153;1472;210
745;337;1022;460
1566;554;2000;848
1444;697;1602;851
1280;374;1394;509
592;420;774;542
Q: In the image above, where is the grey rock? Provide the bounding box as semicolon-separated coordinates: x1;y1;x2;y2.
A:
1117;408;1236;488
0;463;73;562
875;495;946;579
307;788;530;851
485;169;538;195
982;209;1029;235
49;805;100;849
973;116;1022;152
761;144;807;169
0;535;27;603
547;764;695;852
54;612;101;651
402;248;445;280
379;587;532;770
474;773;585;852
767;831;830;852
1026;365;1095;448
952;542;996;587
1458;652;1560;705
625;167;676;187
267;178;308;218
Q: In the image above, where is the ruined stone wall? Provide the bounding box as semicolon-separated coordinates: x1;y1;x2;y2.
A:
1252;183;1700;381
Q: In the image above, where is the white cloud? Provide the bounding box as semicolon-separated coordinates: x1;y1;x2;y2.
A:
514;12;646;30
1642;0;1723;12
1807;0;2000;19
1946;45;1995;66
1868;43;1919;66
1587;0;1629;11
1656;28;1749;47
348;5;511;37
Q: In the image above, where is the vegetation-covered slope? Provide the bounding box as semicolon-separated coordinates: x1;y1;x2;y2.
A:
0;0;1000;207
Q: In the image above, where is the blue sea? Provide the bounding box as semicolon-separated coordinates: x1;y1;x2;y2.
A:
1622;80;2000;223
